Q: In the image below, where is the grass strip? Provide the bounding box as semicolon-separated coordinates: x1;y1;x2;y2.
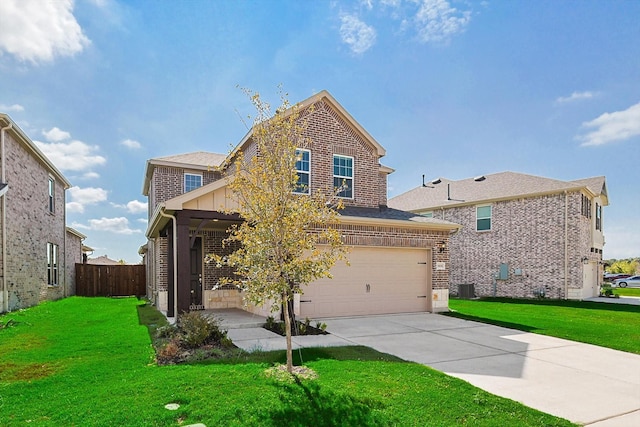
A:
448;297;640;354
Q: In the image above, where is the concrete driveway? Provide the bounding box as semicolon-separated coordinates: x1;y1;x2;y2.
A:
321;313;640;427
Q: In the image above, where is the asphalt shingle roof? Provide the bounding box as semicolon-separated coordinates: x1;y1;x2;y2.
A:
151;151;227;168
340;206;459;227
389;171;607;212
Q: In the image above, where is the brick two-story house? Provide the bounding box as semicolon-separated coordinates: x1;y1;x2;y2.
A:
1;113;84;313
389;172;608;300
143;91;461;318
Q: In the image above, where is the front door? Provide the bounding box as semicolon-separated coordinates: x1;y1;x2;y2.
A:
190;237;203;309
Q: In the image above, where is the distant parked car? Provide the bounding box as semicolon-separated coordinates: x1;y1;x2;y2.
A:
605;274;631;281
613;275;640;288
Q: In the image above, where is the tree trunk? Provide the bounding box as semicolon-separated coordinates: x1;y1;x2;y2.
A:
283;292;293;373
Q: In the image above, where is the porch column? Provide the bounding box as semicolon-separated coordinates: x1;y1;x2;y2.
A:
176;212;191;314
166;224;175;318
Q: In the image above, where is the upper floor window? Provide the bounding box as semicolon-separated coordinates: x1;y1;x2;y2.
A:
47;242;58;286
581;194;592;218
333;154;353;199
476;205;492;231
48;177;55;213
596;203;602;231
184;173;202;193
294;149;310;194
419;211;433;218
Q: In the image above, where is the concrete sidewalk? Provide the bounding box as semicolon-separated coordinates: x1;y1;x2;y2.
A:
222;309;640;426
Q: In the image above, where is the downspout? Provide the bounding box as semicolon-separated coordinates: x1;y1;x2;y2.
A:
564;191;569;299
159;208;178;319
1;121;12;313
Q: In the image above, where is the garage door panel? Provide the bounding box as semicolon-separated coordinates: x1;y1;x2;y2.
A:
300;247;431;318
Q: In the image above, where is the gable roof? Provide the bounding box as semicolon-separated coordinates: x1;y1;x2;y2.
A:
142;151;227;195
230;90;386;161
388;171;608;212
0;113;71;189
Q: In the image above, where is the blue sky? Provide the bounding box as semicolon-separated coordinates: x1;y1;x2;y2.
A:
1;0;638;263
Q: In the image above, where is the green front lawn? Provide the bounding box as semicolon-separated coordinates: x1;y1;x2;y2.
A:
448;298;640;354
614;287;640;297
0;297;574;426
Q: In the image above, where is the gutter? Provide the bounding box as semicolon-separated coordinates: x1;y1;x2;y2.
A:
158;207;178;319
1;121;12;313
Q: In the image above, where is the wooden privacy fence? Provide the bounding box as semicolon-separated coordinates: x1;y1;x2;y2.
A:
76;264;146;297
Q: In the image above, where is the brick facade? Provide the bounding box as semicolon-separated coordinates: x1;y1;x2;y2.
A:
443;191;603;299
1;118;78;312
143;92;457;314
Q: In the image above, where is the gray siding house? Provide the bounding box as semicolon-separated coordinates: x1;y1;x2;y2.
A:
389;172;608;300
0;113;84;312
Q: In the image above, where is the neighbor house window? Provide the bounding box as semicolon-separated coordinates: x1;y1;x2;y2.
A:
476;205;492;231
47;242;58;286
419;211;433;218
581;194;592;218
596;203;602;231
48;177;55;213
184;173;202;193
294;149;310;194
333;155;353;198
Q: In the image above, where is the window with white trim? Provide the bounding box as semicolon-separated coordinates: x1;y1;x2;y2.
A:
596;203;602;231
184;173;202;193
476;205;492;231
47;242;59;286
48;177;55;213
333;154;353;198
294;149;310;194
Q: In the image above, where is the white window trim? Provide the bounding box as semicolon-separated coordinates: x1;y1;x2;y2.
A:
333;154;354;199
184;173;203;193
47;242;59;286
48;176;55;214
476;204;492;232
293;148;311;195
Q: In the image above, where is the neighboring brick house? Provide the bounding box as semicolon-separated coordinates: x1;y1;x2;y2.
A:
0;113;84;313
389;172;608;300
143;91;460;318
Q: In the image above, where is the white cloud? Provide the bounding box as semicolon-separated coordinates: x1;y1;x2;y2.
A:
0;0;90;64
413;0;472;44
66;201;85;213
35;139;106;171
42;127;71;142
78;217;142;235
0;103;24;112
556;91;595;104
340;14;377;54
112;200;148;214
120;139;141;149
82;172;101;180
68;186;108;205
578;102;640;146
137;218;148;224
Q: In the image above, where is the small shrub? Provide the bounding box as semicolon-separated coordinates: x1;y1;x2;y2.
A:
155;324;178;339
178;311;227;349
156;340;180;364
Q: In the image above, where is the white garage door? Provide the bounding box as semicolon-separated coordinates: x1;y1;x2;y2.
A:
299;247;431;318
